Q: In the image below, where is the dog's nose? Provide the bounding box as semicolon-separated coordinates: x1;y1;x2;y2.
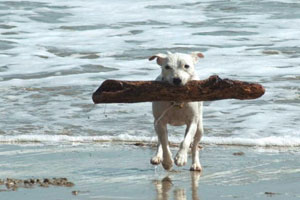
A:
173;78;182;85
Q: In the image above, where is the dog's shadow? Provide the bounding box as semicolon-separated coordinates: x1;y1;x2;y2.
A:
152;171;201;200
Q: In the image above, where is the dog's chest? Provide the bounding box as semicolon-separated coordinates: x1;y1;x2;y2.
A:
153;102;200;126
166;107;191;126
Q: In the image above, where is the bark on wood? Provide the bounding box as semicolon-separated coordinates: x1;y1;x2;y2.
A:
92;75;265;104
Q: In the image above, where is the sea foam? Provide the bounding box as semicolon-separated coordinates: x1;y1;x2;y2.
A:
1;134;300;147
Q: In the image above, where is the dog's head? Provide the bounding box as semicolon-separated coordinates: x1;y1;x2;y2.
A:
149;52;204;86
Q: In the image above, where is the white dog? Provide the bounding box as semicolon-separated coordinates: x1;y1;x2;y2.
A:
149;52;204;171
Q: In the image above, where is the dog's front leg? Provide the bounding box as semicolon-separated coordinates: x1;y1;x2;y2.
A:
150;142;163;165
174;123;197;167
155;122;173;170
190;121;203;171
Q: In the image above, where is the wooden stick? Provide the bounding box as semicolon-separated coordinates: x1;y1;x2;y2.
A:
92;75;265;104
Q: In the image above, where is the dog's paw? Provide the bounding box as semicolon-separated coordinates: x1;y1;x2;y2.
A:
162;157;173;170
174;152;187;167
190;163;202;172
150;156;162;165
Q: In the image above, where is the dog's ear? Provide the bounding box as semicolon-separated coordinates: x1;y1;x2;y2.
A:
191;52;204;64
149;53;167;66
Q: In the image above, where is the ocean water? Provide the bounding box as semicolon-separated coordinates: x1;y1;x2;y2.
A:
0;0;300;147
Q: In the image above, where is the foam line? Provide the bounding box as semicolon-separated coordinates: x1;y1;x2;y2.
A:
1;135;300;147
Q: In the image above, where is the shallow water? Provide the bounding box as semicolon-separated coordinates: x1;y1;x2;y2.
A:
1;144;300;200
0;0;300;146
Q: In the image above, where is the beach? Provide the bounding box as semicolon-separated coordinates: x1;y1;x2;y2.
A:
1;143;300;200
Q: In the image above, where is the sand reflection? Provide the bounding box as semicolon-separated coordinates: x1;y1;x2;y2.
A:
153;172;201;200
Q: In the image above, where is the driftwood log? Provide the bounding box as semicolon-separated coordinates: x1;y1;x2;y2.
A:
92;75;265;104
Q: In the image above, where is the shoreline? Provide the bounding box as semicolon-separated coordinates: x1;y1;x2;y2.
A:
2;139;300;150
1;134;300;148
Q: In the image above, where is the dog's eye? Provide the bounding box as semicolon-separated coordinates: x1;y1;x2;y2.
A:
184;65;190;69
165;65;171;70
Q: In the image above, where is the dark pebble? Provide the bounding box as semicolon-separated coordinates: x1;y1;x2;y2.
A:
133;142;145;146
265;192;279;196
43;178;50;184
233;152;245;156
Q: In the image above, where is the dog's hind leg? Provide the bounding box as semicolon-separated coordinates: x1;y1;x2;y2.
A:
150;142;163;165
174;122;197;167
155;122;173;170
190;120;203;171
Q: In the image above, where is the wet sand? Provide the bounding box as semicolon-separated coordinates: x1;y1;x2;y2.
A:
1;143;300;200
